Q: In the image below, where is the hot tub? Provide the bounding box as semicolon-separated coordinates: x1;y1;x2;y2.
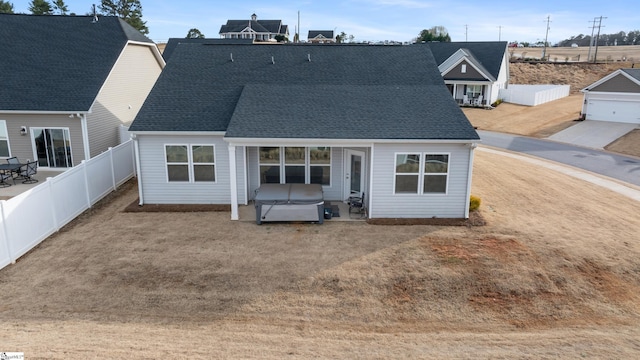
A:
254;183;324;224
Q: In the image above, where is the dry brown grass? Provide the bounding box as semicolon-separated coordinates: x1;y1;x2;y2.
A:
1;148;639;358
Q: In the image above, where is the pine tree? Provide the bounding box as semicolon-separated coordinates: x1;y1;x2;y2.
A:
186;28;205;39
52;0;68;15
99;0;149;35
0;0;14;13
28;0;53;15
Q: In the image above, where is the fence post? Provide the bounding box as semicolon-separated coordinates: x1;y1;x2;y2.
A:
47;177;60;232
109;147;117;191
0;200;15;264
82;160;92;207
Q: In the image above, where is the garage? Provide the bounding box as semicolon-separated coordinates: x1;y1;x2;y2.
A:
582;68;640;125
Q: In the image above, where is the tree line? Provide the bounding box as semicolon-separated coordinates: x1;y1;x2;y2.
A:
556;30;640;47
0;0;148;35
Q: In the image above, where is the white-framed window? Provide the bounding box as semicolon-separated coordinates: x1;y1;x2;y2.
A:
461;64;467;73
0;120;10;158
165;144;216;183
466;84;483;99
394;152;449;194
259;146;331;186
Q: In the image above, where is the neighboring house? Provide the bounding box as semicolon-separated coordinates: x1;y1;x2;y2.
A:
308;30;335;43
0;14;164;170
580;68;640;124
429;41;509;107
129;44;480;221
219;14;289;42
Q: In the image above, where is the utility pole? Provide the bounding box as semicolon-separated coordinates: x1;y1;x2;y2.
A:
498;25;502;41
542;16;551;61
464;25;468;41
593;16;606;63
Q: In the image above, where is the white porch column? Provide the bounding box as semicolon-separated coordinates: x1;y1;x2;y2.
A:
228;145;239;220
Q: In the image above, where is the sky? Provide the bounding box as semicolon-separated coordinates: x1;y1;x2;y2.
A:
11;0;639;44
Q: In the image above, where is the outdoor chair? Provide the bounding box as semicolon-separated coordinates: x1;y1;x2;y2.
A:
6;157;20;165
348;192;366;218
0;171;13;187
17;161;38;184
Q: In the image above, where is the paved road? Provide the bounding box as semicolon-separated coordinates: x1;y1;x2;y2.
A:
478;130;640;187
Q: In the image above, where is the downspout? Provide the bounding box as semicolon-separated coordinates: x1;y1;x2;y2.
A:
464;142;477;218
367;144;375;219
228;145;239;220
80;114;91;161
133;134;144;205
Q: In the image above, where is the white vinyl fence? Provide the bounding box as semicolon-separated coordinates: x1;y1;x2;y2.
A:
499;84;570;106
0;140;136;270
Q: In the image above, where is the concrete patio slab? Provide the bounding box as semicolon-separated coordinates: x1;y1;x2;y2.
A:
0;170;62;200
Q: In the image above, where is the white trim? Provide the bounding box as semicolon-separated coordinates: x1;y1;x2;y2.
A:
226;138;477;146
343;149;366;200
257;146;332;187
368;146;374;218
242;146;248;205
582;69;640;92
0;110;88;115
136;131;227;136
464;145;476;218
80;114;90;161
29;126;74;169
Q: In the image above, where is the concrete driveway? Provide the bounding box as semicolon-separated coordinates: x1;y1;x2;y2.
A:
547;120;638;149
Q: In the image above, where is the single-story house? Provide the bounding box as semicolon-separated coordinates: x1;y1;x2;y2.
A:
0;14;164;169
581;68;640;124
129;44;480;220
428;41;509;107
219;13;289;42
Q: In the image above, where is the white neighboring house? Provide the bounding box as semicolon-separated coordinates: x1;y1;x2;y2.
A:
581;68;640;124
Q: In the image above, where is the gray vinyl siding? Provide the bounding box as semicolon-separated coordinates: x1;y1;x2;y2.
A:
590;74;640;93
443;60;486;80
88;44;162;158
247;146;345;201
0;113;84;165
370;143;472;218
137;134;246;204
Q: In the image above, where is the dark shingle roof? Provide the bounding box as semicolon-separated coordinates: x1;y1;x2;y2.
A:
130;44;479;141
0;14;153;112
622;68;640;82
219;19;287;35
308;30;334;40
428;41;507;80
162;38;254;61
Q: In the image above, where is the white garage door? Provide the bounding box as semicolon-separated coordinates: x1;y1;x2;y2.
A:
587;100;640;124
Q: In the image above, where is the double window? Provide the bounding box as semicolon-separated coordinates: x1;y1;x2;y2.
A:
259;146;331;185
165;145;215;182
394;153;449;194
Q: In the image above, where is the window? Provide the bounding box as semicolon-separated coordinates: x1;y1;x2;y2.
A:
166;145;215;182
466;85;482;99
259;146;331;185
461;64;467;73
0;120;9;157
394;153;449;194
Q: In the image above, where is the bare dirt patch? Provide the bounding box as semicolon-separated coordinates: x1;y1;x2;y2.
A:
605;129;640;158
1;150;639;358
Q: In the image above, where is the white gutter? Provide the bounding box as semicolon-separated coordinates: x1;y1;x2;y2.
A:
464;142;478;218
133;135;144;206
224;138;479;147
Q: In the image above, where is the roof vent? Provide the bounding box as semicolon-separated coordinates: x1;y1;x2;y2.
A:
230;53;234;62
91;4;98;23
271;56;275;64
307;53;311;62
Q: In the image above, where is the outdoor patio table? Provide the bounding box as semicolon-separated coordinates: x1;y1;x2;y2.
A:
0;163;22;186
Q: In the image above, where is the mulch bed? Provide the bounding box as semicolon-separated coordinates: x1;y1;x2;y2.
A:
123;199;230;213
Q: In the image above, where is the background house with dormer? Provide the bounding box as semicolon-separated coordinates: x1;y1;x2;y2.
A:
429;42;509;107
0;14;164;170
219;14;289;42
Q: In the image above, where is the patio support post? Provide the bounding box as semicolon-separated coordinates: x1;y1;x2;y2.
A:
228;145;239;220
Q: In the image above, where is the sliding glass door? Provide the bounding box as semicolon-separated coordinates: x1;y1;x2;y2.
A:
32;128;73;168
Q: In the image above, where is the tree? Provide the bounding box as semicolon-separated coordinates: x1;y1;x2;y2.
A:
99;0;149;35
416;26;451;43
52;0;68;14
186;28;204;39
336;31;354;44
0;0;14;13
29;0;53;15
